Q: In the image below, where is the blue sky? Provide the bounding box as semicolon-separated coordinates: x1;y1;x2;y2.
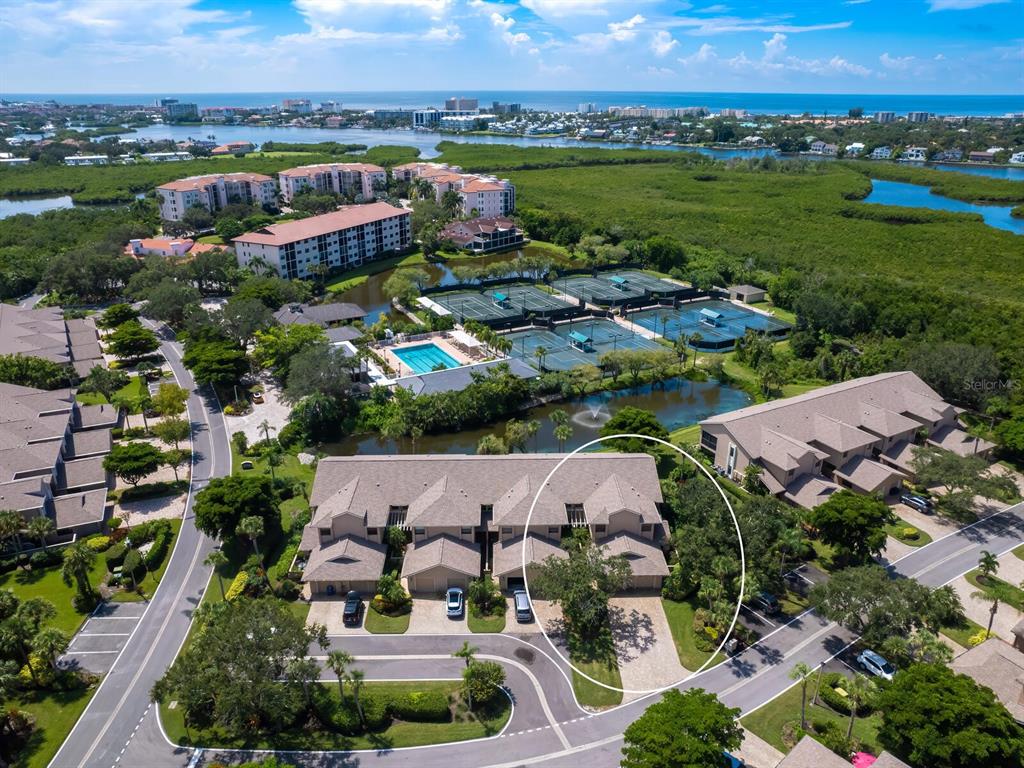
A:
0;0;1020;94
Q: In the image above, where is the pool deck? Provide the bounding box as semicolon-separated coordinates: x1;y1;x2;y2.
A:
380;335;475;379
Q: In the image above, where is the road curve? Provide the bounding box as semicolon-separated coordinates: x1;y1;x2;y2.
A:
49;324;231;768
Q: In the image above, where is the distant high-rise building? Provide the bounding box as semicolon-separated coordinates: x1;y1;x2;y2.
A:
874;111;896;124
445;97;478;111
159;98;198;121
719;108;747;118
491;101;522;115
283;98;313;114
907;111;932;123
578;102;598;114
319;101;342;113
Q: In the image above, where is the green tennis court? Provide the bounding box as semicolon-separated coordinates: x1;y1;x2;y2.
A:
431;285;574;323
504;319;662;372
555;270;687;306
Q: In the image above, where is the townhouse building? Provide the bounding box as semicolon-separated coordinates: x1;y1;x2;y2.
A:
156;172;278;221
277;162;387;203
298;454;669;597
391;162;515;217
232;202;411;280
698;371;993;509
0;304;104;379
809;141;838;156
870;146;893;159
902;146;929;161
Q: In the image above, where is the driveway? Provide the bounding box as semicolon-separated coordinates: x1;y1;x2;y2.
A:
307;598;368;635
503;596;556;635
408;596;468;634
608;596;687;700
225;374;290;443
62;601;146;675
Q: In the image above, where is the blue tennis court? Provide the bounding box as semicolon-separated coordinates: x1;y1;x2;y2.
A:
392;343;461;374
505;319;663;371
629;300;790;350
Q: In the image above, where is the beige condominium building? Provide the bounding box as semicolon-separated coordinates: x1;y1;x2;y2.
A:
156;172;278;221
0;305;105;379
277;162;387;203
232;201;411;280
699;371;994;509
297;454;669;597
391;162;515;218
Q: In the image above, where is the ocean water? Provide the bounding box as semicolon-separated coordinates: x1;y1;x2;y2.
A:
5;91;1022;117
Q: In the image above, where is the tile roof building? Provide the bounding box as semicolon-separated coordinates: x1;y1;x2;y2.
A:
951;638;1024;724
272;302;366;327
0;382;117;534
156;172;277;221
391;162;515;218
299;454;668;596
233;202;411;280
125;238;226;259
699;371;994;509
0;305;104;378
278;163;387;203
439;216;524;253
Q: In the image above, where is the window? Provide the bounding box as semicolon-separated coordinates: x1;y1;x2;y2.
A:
595;525;607;534
460;527;473;535
414;527;426;536
319;527;330;537
501;527;513;536
641;523;652;533
548;526;560;536
366;527;378;537
700;431;718;452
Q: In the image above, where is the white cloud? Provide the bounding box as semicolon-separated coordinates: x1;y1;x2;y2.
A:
826;56;871;76
646;65;675;76
294;0;452;17
520;0;623;18
650;30;678;56
2;0;241;40
489;11;530;49
880;52;915;70
698;4;729;12
761;32;787;62
927;0;1008;10
677;42;716;66
608;14;645;36
844;0;871;5
666;16;852;36
573;13;646;50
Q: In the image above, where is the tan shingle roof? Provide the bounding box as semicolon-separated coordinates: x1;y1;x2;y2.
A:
784;474;841;509
600;532;670;577
927;425;994;457
302;535;387;584
401;534;480;578
53;489;108;530
834;455;905;494
951;638;1024;723
777;736;850;768
492;534;566;577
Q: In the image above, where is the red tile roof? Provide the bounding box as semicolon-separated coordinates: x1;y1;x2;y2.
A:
233;202;409;247
158;172;273;192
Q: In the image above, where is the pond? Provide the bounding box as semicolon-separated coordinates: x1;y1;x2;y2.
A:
324;375;751;457
332;245;569;324
0;195;75;219
862;179;1023;235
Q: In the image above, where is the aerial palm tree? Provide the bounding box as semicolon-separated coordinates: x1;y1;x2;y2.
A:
688;332;703;368
554;423;573;452
203;550;228;600
846;673;875;740
977;550;999;584
258;419;275;444
789;662;813;731
348;668;366;724
32;627;69;671
453;640;479;668
237;516;264;556
25;517;52;551
61;540;97;608
534;345;548;370
0;510;24;565
778;526;805;576
972;581;1012;641
327;650;354;701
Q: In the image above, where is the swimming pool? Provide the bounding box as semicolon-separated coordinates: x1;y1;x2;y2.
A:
392;343;461;375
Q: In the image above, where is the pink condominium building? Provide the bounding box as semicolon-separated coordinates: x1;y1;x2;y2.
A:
391;162;515;218
156;172;277;221
232;201;411;280
278;162;388;203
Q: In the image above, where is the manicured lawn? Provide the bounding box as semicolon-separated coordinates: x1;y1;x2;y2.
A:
75;375;148;408
569;633;622;708
741;679;883;755
884;519;933;548
160;681;511;750
669;423;701;447
111;519;182;602
965;570;1024;611
324;250;427;293
196;234;228;245
1014;543;1024;562
661;597;725;671
0;552;108;635
779;588;810;616
365;605;411;634
12;685;97;768
468;609;506;633
809;539;839;572
941;616;987;648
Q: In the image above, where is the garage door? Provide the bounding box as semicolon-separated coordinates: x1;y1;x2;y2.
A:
447;575;469;590
411;573;443;594
505;577;525;591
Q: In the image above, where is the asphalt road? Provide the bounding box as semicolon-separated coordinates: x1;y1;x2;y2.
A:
49;324;231;768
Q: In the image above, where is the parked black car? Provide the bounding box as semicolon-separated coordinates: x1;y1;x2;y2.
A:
343;590;364;627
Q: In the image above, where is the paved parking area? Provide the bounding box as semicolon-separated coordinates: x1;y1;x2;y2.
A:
502;596;556;635
608;596;687;700
62;602;146;674
307;598;368;635
408;596;467;634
